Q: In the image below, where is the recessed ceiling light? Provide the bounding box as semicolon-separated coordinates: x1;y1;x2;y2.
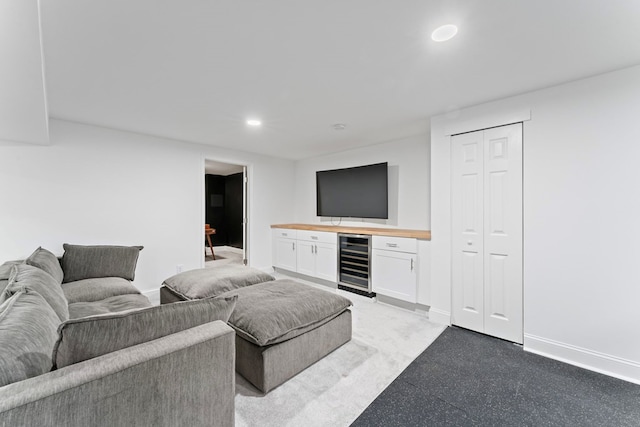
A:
431;24;458;42
246;119;262;127
332;123;346;130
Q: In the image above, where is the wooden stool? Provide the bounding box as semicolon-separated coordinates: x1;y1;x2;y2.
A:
205;225;216;260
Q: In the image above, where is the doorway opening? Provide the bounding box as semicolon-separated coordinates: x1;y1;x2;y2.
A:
204;159;248;267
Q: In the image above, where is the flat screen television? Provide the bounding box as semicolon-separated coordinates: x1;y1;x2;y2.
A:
316;162;388;219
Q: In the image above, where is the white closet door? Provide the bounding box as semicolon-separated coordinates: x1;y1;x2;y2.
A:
451;130;485;333
483;124;523;343
451;123;523;344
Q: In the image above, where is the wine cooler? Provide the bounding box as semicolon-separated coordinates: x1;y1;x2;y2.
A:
337;233;374;297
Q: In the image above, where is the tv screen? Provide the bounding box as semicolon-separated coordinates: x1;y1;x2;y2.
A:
316;162;388;219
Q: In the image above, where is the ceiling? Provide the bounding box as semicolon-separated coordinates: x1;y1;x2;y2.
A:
40;0;640;160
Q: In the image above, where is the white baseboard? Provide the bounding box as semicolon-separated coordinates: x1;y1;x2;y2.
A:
427;308;451;325
142;288;160;306
524;334;640;385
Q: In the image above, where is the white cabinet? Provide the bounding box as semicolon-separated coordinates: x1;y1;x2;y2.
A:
272;227;425;302
296;230;337;282
272;229;297;271
272;228;337;282
372;236;417;303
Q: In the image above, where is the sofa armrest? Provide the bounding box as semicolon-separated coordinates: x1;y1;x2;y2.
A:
0;321;235;427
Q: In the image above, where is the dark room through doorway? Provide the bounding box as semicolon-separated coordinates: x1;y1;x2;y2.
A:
204;159;247;265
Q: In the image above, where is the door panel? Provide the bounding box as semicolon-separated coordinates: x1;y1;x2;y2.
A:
372;250;416;303
275;238;296;271
483;124;523;343
452;131;484;333
296;241;316;277
461;251;481;314
315;242;337;282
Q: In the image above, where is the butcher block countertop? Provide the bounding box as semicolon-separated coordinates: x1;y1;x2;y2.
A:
271;223;431;240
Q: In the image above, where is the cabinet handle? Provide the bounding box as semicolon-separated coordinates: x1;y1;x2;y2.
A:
311;245;314;254
411;258;414;271
311;236;318;240
386;243;398;248
292;242;295;251
282;233;288;237
315;245;318;254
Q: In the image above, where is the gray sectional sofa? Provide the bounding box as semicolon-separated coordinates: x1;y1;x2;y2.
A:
0;245;236;427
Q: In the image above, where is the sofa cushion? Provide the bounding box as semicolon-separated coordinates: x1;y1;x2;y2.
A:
0;288;60;387
25;247;64;284
53;295;237;369
225;279;352;347
61;244;143;283
61;277;141;304
7;264;69;322
68;294;152;319
162;264;275;300
0;260;22;281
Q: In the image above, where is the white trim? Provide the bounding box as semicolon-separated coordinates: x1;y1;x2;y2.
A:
428;307;451;325
524;334;640;385
443;109;531;136
142;288;160;306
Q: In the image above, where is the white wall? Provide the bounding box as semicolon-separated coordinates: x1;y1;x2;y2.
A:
0;119;295;295
294;134;430;229
431;64;640;384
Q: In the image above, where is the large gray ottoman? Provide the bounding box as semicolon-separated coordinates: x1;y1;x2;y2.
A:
223;280;352;393
160;272;352;393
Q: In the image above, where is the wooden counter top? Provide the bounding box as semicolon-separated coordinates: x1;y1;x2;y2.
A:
271;223;431;240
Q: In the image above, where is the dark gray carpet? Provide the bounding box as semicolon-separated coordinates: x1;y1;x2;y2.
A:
352;327;640;426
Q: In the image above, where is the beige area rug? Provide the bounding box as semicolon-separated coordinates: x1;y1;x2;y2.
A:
234;276;446;427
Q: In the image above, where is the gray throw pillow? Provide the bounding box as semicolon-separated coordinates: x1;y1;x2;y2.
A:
8;264;69;322
0;288;60;387
25;247;64;284
53;295;237;369
61;244;143;283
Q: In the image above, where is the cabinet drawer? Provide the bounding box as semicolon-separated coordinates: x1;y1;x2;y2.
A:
372;236;417;253
296;230;336;244
273;228;297;240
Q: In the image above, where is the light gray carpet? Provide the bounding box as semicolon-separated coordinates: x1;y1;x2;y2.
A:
205;248;243;266
234;276;445;427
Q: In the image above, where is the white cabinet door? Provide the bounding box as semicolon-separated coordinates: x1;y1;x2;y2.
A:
314;242;337;282
372;249;417;303
274;237;297;271
451;123;523;344
296;240;316;277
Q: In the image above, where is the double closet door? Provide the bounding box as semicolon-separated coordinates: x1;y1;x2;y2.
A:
451;123;523;344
